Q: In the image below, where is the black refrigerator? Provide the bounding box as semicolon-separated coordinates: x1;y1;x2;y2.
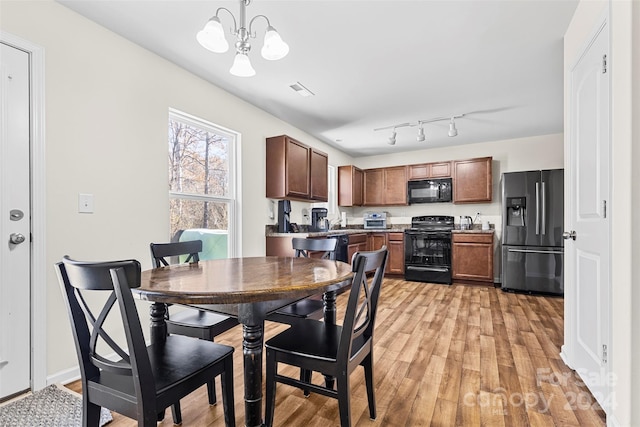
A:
501;169;564;295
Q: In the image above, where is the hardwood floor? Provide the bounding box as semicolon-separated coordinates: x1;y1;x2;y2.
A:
66;279;606;426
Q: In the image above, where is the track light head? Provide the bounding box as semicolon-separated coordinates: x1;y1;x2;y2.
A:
388;130;397;145
448;118;458;137
417;124;425;142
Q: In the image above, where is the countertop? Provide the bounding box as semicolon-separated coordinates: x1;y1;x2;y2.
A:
266;224;494;237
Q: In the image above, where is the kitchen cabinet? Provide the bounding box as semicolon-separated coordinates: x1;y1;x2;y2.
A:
452;156;492;203
452;232;494;283
347;233;368;262
266;236;296;257
338;165;363;206
387;232;405;275
266;135;328;202
309;148;328;202
367;233;387;252
408;161;451;180
363;166;408;206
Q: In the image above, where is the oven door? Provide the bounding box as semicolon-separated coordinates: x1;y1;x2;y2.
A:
404;230;452;284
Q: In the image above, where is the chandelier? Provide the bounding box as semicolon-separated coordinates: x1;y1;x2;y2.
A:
197;0;290;77
375;114;465;145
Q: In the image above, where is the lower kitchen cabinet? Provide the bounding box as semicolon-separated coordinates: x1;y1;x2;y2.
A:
452;232;494;283
387;232;405;275
348;233;368;262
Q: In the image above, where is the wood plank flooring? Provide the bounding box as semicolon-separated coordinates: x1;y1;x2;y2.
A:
67;279;606;426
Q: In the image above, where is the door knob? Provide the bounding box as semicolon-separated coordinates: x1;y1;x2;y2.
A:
9;233;26;244
562;230;577;241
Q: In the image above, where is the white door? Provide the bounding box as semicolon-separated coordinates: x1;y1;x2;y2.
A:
565;18;610;409
0;42;32;399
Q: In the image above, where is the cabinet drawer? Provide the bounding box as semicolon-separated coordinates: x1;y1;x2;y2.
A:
388;232;404;242
452;233;493;244
348;234;367;244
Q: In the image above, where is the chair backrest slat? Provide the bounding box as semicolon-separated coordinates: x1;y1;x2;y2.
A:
292;237;338;260
338;246;388;365
150;240;203;267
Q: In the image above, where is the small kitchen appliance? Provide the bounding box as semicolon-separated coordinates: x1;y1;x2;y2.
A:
310;208;329;232
407;178;452;204
277;200;291;233
363;212;388;229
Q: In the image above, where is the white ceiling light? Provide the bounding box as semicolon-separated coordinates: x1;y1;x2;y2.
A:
417;122;426;142
448;117;458;137
197;0;289;77
388;129;397;145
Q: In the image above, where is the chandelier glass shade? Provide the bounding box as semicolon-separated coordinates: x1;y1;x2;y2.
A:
197;0;289;77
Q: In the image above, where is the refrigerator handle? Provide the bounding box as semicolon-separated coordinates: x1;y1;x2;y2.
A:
541;181;546;235
535;182;540;235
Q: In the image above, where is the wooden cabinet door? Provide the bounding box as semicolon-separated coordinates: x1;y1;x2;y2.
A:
430;161;451;178
408;163;430;180
310;148;328;202
383;166;407;205
387;233;405;274
338;165;363;206
348;234;368;261
368;233;387;251
453;157;492;203
364;169;384;206
452;233;494;283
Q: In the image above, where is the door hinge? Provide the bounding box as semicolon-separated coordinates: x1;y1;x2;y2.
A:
602;54;607;73
602;344;608;364
602;200;607;219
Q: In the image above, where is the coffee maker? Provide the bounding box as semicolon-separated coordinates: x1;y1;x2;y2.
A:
311;208;329;232
277;200;291;233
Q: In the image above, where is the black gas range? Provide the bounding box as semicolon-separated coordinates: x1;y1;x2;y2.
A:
404;215;454;284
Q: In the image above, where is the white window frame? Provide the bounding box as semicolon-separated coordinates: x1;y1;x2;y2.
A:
168;108;241;257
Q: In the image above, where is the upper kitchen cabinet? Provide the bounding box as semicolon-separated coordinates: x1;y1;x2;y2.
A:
338;165;363;206
363;166;408;206
309;148;328;202
266;135;328;202
408;161;451;180
453;157;493;203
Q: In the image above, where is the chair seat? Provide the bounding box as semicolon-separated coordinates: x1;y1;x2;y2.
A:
167;309;238;337
265;319;366;363
272;298;324;319
89;335;233;404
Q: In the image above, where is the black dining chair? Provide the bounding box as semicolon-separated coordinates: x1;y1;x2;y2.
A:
55;256;235;427
266;237;339;325
264;246;388;427
150;240;239;405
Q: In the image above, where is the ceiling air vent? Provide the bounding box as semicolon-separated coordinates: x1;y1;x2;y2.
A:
289;82;315;97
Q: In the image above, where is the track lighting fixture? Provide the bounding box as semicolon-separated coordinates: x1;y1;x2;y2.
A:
374;114;465;146
197;0;289;77
448;117;458;137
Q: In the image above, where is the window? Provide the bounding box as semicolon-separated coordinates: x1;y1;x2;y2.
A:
168;109;239;258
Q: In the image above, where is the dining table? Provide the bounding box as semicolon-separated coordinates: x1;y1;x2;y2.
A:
133;256;353;427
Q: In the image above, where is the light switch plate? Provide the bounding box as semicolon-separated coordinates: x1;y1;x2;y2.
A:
78;193;94;213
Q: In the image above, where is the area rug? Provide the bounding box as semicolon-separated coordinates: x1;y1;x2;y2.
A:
0;384;112;426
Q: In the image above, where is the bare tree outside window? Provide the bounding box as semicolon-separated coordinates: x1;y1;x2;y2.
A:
168;111;236;259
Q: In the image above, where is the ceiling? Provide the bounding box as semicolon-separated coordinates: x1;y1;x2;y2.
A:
57;0;578;157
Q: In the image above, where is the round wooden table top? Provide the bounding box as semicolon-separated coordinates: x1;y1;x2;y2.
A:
135;256;353;305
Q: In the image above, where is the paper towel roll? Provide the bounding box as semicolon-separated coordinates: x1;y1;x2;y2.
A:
341;212;347;227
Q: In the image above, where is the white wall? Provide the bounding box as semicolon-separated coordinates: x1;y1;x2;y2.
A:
0;0;354;378
564;1;638;425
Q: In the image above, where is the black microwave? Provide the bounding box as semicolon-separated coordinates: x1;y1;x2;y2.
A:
407;178;452;203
